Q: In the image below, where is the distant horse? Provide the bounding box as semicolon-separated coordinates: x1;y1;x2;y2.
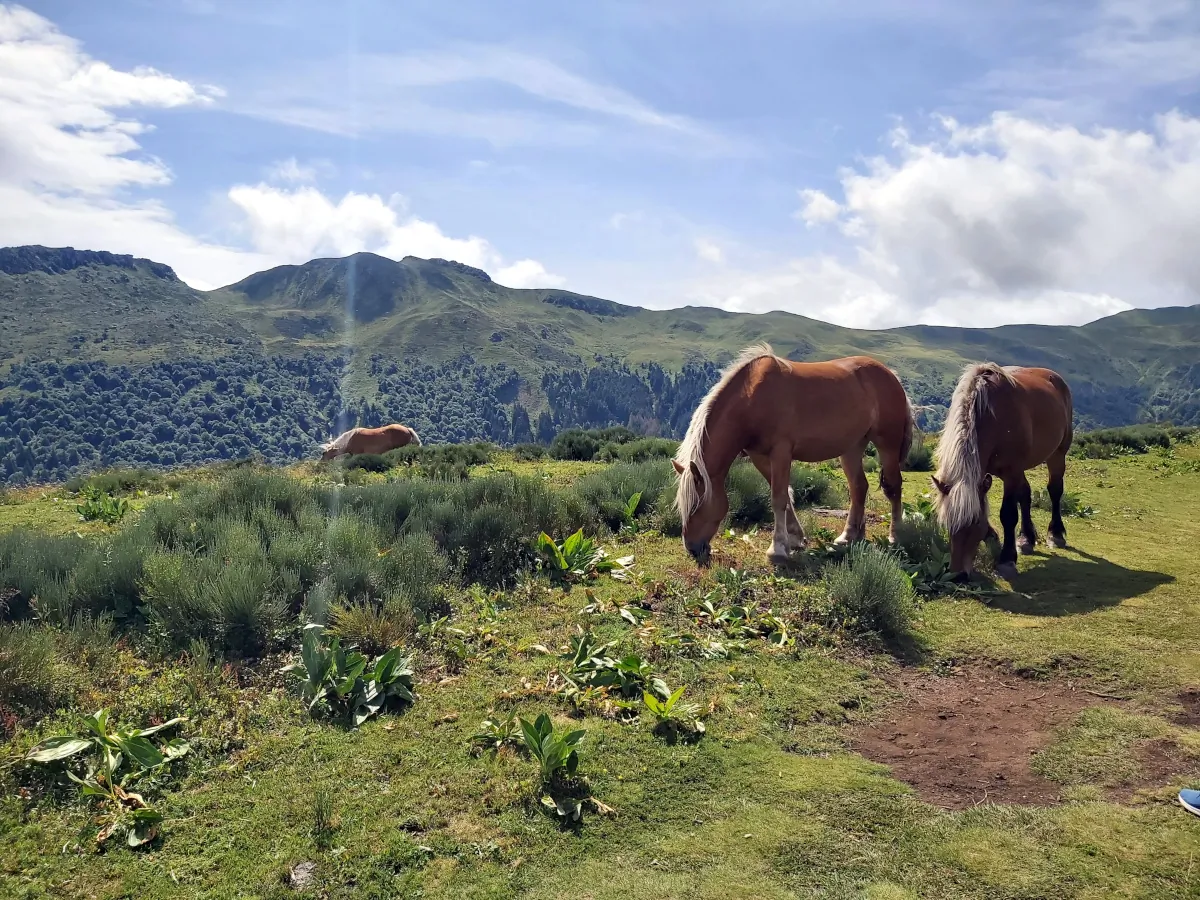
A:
672;344;915;566
320;424;422;461
931;363;1073;581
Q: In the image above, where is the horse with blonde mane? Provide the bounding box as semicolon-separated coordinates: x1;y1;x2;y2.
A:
320;424;422;460
931;363;1073;581
672;345;916;566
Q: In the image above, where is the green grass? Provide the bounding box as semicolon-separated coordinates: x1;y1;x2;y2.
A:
2;447;1200;898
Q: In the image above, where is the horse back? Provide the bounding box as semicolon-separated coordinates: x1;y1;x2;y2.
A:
739;355;907;460
988;367;1073;469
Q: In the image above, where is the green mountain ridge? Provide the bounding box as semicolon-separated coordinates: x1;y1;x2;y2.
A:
2;245;1199;432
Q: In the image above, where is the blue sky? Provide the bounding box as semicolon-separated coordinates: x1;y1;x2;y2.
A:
3;0;1200;327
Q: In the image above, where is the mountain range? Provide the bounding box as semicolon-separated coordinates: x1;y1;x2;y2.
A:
2;245;1198;434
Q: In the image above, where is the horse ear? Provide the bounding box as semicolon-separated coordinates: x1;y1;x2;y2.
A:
931;476;949;495
981;473;993;492
672;459;685;475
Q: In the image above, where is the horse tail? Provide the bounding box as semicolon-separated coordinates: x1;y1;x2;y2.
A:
900;394;916;464
410;429;422;447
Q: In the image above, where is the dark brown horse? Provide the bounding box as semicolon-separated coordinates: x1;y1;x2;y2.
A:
672;344;915;566
931;363;1073;580
320;424;422;460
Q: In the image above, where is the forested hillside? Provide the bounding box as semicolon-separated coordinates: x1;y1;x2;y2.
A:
1;245;1198;484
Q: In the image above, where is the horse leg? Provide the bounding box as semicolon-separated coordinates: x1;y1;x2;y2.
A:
995;477;1021;581
1046;451;1068;549
749;452;805;550
1016;473;1037;555
836;449;869;545
767;451;797;565
877;446;904;544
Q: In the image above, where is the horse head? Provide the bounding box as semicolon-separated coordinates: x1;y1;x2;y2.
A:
931;472;992;578
672;458;728;565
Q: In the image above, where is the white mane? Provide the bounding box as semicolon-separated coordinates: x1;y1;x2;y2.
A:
321;427;358;453
674;343;781;526
934;363;1017;530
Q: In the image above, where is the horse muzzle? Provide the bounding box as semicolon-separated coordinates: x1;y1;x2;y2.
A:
685;541;712;566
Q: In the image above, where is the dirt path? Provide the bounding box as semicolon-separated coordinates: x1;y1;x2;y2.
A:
850;664;1098;809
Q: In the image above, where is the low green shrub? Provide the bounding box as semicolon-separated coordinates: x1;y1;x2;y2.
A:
904;436;935;472
65;467;165;497
1072;424;1197;459
569;461;674;531
790;464;840;507
600;437;678;463
822;543;915;641
549;427;638;461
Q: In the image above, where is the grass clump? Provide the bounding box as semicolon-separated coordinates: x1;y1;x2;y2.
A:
821;543;915;641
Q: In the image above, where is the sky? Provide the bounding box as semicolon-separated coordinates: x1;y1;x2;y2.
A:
2;1;1200;329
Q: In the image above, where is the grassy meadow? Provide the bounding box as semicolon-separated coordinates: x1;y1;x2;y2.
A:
2;434;1200;899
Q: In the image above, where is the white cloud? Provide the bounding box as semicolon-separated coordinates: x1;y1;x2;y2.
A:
693;112;1200;327
494;259;567;289
227;183;509;271
693;237;724;264
0;4;219;197
0;6;560;292
795;189;840;226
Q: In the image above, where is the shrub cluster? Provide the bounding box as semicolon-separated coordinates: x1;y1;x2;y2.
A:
1071;424;1197;459
0;463;692;659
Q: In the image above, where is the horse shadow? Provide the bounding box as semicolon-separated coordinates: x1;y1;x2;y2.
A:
987;547;1174;616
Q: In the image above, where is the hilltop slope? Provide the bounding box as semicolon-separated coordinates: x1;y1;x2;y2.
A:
2;246;1198;430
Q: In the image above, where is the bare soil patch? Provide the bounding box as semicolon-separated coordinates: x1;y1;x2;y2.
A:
850;664;1096;809
1172;689;1200;727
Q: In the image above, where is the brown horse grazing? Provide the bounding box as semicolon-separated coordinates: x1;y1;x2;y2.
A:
931;363;1073;581
672;344;915;566
320;424;422;460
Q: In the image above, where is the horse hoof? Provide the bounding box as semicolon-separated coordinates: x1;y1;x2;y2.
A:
1047;534;1067;550
767;552;792;567
1017;538;1034;556
995;562;1018;582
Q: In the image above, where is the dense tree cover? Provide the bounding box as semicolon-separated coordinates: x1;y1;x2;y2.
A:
1;353;738;484
1;346;1183;485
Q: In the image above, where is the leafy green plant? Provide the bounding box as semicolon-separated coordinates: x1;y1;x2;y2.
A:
537;529;632;584
642;684;705;740
25;708;189;847
281;624;416;727
619;491;643;535
515;713;591;820
75;487;130;524
1032;488;1096;518
519;713;585;784
470;711;522;757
